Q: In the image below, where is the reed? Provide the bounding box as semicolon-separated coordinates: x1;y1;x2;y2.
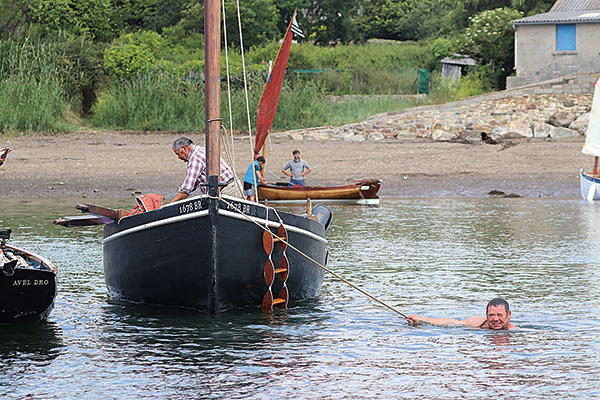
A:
0;38;70;133
91;72;205;131
92;71;419;133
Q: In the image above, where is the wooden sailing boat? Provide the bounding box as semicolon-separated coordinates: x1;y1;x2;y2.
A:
581;75;600;201
59;3;332;313
251;13;382;205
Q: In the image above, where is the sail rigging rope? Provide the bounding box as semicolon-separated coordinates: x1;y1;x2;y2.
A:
210;193;408;319
219;0;246;198
233;0;261;197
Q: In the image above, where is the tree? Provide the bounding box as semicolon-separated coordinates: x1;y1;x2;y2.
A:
458;7;522;88
108;0;187;35
357;0;455;41
103;31;168;78
272;0;311;36
0;0;32;39
510;0;553;16
302;0;360;44
169;0;280;49
29;0;111;41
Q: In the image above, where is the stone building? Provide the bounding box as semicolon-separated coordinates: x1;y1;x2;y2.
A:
507;0;600;89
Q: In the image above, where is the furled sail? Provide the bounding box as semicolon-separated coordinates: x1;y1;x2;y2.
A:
582;75;600;157
253;11;304;158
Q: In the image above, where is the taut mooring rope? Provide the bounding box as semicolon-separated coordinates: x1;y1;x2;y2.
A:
211;194;408;318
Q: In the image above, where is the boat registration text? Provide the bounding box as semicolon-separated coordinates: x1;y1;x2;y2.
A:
13;279;50;286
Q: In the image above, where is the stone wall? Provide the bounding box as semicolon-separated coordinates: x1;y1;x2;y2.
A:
278;72;598;143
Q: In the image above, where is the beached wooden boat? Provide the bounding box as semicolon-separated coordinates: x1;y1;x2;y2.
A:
1;229;58;324
57;7;332;313
581;74;600;201
249;13;382;204
258;179;382;204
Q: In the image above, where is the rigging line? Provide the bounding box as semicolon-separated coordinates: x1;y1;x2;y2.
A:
220;125;244;196
235;0;259;200
263;166;286;180
212;194;408;319
220;0;243;198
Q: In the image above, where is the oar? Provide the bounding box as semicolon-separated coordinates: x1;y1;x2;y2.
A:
53;215;113;227
54;203;129;227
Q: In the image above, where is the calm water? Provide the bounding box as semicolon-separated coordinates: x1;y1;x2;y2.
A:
1;197;599;399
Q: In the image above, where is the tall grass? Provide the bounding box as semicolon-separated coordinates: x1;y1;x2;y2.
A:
91;69;437;133
426;71;493;105
0;38;70;133
91;72;205;131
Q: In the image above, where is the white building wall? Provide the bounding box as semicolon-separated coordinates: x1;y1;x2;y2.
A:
507;22;600;89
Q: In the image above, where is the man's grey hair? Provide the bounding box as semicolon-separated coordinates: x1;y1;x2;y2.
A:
173;136;193;151
487;298;510;313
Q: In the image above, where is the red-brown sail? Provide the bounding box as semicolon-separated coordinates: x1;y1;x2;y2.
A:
253;11;302;158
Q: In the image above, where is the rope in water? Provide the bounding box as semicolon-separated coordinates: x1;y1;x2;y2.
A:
212;194;408;318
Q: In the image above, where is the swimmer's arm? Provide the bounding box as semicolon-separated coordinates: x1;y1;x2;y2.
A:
406;314;483;327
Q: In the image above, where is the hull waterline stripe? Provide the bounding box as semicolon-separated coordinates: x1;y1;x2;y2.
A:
102;209;326;244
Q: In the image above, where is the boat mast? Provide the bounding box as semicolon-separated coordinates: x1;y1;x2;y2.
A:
205;0;221;183
205;0;221;313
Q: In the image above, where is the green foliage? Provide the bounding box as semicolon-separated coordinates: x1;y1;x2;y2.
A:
458;7;522;88
104;31;169;78
267;40;436;70
29;0;111;41
170;0;280;49
91;72;205;131
59;35;108;115
0;38;70;133
107;0;185;35
460;7;522;66
426;69;493;104
511;0;554;16
0;0;549;132
0;0;31;39
303;0;360;44
357;0;455;41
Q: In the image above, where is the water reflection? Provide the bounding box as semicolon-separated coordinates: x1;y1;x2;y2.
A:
1;197;600;398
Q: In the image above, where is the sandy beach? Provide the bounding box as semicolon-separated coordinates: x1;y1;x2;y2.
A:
0;130;589;199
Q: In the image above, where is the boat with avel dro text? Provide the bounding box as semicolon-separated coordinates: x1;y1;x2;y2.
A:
581;74;600;201
57;4;332;313
1;229;58;324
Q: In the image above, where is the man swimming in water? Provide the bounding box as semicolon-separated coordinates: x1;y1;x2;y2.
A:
405;298;519;330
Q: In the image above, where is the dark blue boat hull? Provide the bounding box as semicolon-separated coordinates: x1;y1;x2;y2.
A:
103;196;328;312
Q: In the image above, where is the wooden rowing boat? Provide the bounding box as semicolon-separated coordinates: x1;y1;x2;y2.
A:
258;179;382;204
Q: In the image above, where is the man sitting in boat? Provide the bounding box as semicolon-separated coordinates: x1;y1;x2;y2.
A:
243;156;267;202
171;137;237;202
282;150;311;187
0;147;12;167
405;298;520;330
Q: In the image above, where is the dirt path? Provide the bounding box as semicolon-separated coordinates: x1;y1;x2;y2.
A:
0;130;589;199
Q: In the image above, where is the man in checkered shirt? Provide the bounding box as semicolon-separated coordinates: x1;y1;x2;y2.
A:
171;136;237;203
